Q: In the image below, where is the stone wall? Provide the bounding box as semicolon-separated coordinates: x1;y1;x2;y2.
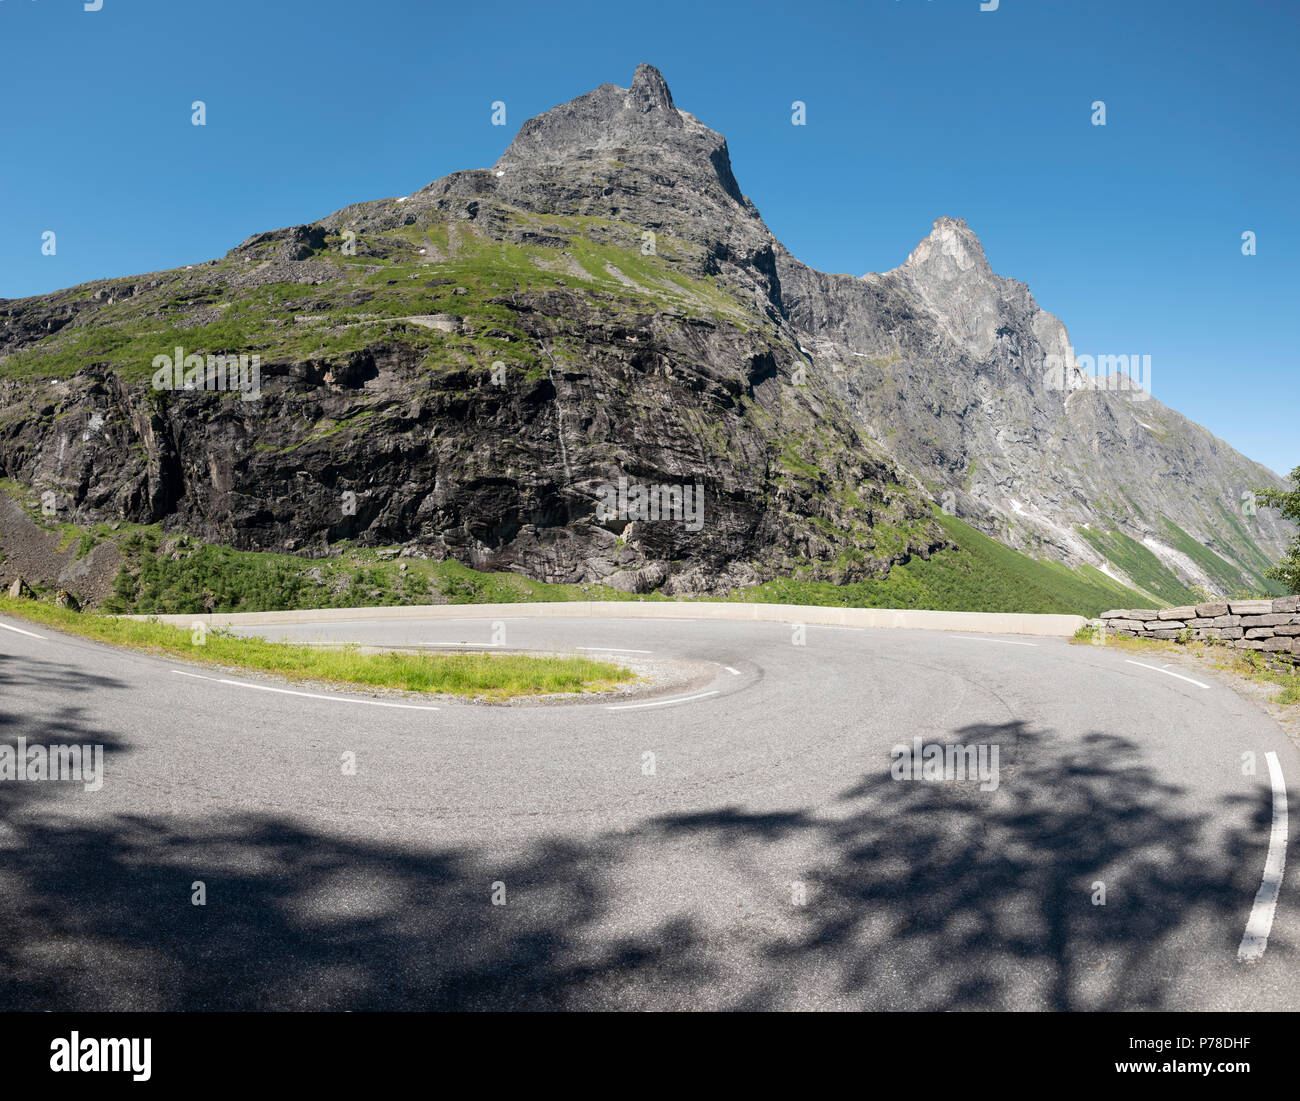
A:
1090;595;1300;663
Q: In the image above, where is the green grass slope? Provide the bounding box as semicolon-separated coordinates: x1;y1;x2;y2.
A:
1078;518;1283;603
732;512;1153;616
1077;524;1199;605
0;211;747;385
1157;516;1284;597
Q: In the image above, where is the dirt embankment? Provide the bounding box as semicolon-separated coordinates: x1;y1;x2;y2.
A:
0;492;121;607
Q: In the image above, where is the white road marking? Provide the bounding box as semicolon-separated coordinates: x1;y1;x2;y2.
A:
948;636;1037;647
1124;660;1210;690
170;670;209;680
607;690;720;711
724;667;741;675
1238;751;1288;962
171;669;440;711
576;646;653;654
0;621;46;640
807;625;865;632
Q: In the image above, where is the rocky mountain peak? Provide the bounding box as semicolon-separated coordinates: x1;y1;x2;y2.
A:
494;63;691;174
900;217;993;283
867;216;1015;360
491;63;753;230
627;62;676;115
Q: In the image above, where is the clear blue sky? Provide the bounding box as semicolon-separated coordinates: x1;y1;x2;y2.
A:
2;0;1295;476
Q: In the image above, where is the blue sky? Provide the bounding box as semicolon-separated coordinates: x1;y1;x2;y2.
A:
2;0;1296;476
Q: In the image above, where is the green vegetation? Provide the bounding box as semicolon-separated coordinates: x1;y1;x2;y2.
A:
0;595;631;701
1077;523;1199;605
1258;465;1300;594
1076;511;1282;603
91;517;1151;618
1157;516;1281;598
3;480;1159;618
1210;498;1280;586
0;482;1231;621
0;206;749;385
99;529;661;615
732;512;1153;616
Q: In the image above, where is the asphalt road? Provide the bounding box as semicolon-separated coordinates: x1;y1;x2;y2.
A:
1;611;1296;1010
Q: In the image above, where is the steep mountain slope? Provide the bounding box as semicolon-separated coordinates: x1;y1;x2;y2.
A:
774;218;1292;598
0;64;1291;601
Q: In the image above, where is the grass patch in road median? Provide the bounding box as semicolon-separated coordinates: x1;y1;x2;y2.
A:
0;596;632;701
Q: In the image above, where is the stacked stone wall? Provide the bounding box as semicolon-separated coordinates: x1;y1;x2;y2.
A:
1090;596;1300;663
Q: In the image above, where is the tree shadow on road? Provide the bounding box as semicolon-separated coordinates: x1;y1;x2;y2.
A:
679;722;1283;1010
0;698;1287;1009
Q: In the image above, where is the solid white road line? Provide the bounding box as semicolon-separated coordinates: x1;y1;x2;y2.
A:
575;646;653;654
170;669;440;711
607;690;720;711
1124;659;1211;690
948;636;1037;647
1238;751;1288;962
0;621;46;640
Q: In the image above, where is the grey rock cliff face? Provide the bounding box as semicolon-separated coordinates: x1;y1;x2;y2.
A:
773;217;1291;596
495;64;746;207
483;65;778;318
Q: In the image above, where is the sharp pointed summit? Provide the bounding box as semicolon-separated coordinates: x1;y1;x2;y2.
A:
492;63;749;212
901;218;993;281
627;62;676;115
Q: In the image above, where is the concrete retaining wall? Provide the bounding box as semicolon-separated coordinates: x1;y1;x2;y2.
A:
1091;595;1300;662
127;601;1088;637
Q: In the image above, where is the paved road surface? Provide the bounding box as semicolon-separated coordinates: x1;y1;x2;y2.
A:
0;612;1295;1010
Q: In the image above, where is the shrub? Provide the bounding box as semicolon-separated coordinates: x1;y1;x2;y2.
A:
1257;466;1300;594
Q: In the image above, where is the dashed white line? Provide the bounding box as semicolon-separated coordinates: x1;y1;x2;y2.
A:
607;690;720;711
576;646;653;654
170;669;440;711
0;621;46;640
1238;751;1288;962
1124;660;1210;690
724;667;741;676
948;636;1037;647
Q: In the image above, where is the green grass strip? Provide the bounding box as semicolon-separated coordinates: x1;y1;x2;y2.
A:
0;596;632;701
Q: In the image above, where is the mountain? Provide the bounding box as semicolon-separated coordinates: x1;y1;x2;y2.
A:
0;64;1291;604
773;217;1292;599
